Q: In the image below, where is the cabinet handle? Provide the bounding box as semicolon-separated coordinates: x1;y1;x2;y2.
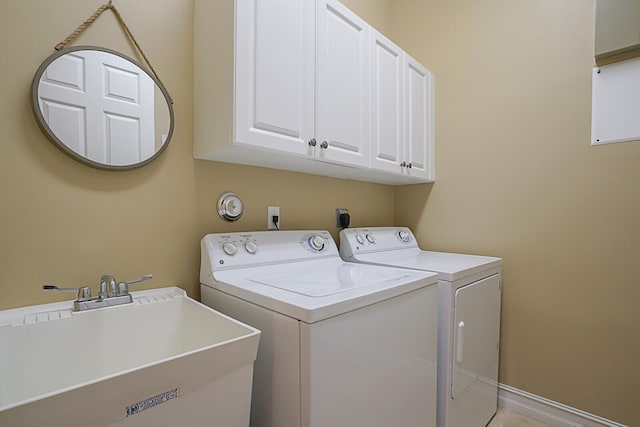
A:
308;138;317;147
400;161;407;167
320;141;329;149
408;162;412;169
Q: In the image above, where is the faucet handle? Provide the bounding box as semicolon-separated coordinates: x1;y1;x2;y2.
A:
118;274;153;296
43;285;92;302
125;274;154;286
100;275;117;298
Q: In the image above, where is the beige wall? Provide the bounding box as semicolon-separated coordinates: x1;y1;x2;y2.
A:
392;0;639;424
0;0;393;309
3;0;636;425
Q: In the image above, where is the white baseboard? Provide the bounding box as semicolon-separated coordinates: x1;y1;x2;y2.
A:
498;384;626;427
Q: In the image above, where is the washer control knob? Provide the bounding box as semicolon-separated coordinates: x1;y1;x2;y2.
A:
398;230;411;243
308;235;326;251
244;241;258;254
365;233;376;244
355;233;365;245
222;242;238;256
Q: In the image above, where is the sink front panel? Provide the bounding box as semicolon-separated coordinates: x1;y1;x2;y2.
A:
0;287;260;426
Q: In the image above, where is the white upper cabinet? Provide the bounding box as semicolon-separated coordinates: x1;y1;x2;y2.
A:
235;0;315;157
405;55;435;181
370;29;405;175
315;0;370;167
194;0;434;185
369;31;435;182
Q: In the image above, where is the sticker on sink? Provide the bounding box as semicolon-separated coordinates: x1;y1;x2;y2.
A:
125;388;179;417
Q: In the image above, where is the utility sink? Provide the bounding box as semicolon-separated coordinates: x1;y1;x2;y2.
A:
0;287;260;426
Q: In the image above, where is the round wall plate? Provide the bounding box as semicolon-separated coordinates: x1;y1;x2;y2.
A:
217;192;244;221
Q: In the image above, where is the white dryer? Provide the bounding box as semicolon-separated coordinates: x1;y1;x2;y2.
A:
200;230;439;427
340;227;502;427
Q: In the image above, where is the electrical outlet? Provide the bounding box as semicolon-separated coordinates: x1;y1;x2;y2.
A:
336;208;349;227
268;206;280;230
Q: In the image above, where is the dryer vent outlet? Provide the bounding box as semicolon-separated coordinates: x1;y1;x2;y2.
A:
336;208;350;228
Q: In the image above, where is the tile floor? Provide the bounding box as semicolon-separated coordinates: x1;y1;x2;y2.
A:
487;408;551;427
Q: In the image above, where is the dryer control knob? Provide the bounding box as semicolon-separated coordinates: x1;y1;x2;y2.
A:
398;230;411;243
308;235;326;251
365;233;376;244
244;241;258;254
222;242;238;256
355;233;365;245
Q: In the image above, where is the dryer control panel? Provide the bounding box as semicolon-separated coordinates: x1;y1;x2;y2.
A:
339;227;419;259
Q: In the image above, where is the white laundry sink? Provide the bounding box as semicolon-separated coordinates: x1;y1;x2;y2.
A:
0;287;260;427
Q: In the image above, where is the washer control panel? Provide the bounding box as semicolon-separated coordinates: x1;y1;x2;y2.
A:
202;230;336;271
339;227;419;258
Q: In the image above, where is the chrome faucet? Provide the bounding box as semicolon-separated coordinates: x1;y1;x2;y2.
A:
43;274;153;312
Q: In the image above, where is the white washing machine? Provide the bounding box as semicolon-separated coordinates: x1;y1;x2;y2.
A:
200;230;439;427
340;227;502;427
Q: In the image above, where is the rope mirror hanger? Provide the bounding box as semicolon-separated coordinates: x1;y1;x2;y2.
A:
54;1;173;104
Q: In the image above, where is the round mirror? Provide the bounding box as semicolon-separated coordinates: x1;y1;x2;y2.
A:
31;46;174;170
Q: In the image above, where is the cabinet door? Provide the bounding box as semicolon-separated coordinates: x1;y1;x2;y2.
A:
316;0;370;167
235;0;315;156
405;55;435;181
369;29;405;174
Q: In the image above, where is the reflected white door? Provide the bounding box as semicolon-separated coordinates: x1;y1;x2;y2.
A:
38;50;155;166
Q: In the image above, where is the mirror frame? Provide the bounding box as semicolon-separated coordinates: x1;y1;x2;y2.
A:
31;46;175;171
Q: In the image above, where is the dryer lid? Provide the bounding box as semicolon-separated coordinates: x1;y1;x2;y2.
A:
351;250;501;282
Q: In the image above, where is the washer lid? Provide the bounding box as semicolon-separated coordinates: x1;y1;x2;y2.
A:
249;263;414;297
209;258;437;323
350;249;501;282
